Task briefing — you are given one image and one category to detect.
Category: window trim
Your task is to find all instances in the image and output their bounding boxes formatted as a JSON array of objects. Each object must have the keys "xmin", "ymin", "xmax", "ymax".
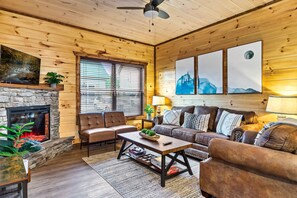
[{"xmin": 75, "ymin": 52, "xmax": 148, "ymax": 121}]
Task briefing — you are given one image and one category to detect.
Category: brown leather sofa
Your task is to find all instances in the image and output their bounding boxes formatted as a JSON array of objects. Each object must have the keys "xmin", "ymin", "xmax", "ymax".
[
  {"xmin": 103, "ymin": 111, "xmax": 137, "ymax": 137},
  {"xmin": 200, "ymin": 133, "xmax": 297, "ymax": 198},
  {"xmin": 153, "ymin": 106, "xmax": 261, "ymax": 160},
  {"xmin": 79, "ymin": 111, "xmax": 137, "ymax": 156}
]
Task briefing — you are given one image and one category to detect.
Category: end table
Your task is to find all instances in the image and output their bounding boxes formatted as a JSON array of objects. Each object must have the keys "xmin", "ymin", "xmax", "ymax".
[
  {"xmin": 141, "ymin": 119, "xmax": 155, "ymax": 129},
  {"xmin": 0, "ymin": 156, "xmax": 29, "ymax": 198}
]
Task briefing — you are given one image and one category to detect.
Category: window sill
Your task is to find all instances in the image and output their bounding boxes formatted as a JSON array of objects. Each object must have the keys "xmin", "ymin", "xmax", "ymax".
[{"xmin": 126, "ymin": 115, "xmax": 145, "ymax": 120}]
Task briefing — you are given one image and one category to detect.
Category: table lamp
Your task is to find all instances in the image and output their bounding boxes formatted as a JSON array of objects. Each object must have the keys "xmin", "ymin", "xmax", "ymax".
[
  {"xmin": 266, "ymin": 95, "xmax": 297, "ymax": 120},
  {"xmin": 152, "ymin": 96, "xmax": 165, "ymax": 116}
]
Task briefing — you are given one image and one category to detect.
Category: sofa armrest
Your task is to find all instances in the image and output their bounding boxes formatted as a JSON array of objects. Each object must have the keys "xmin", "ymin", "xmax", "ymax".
[
  {"xmin": 241, "ymin": 130, "xmax": 258, "ymax": 144},
  {"xmin": 153, "ymin": 115, "xmax": 163, "ymax": 125},
  {"xmin": 229, "ymin": 123, "xmax": 263, "ymax": 141},
  {"xmin": 208, "ymin": 138, "xmax": 297, "ymax": 182}
]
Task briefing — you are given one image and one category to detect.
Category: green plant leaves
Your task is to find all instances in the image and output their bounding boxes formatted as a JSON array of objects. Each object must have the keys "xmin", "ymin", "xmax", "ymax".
[{"xmin": 44, "ymin": 72, "xmax": 65, "ymax": 84}]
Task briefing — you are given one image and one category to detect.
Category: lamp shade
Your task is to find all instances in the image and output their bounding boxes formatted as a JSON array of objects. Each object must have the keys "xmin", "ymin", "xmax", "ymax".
[
  {"xmin": 152, "ymin": 96, "xmax": 165, "ymax": 106},
  {"xmin": 266, "ymin": 95, "xmax": 297, "ymax": 115}
]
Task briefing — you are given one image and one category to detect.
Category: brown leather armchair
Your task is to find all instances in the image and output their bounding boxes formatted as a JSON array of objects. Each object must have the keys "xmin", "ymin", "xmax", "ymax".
[
  {"xmin": 200, "ymin": 138, "xmax": 297, "ymax": 198},
  {"xmin": 79, "ymin": 113, "xmax": 116, "ymax": 157}
]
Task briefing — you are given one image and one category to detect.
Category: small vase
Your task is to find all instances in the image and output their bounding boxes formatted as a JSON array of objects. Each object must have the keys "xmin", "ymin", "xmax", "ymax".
[
  {"xmin": 146, "ymin": 114, "xmax": 152, "ymax": 120},
  {"xmin": 50, "ymin": 83, "xmax": 57, "ymax": 88}
]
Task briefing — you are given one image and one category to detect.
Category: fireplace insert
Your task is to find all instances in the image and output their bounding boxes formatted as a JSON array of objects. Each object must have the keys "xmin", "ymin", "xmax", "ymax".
[{"xmin": 6, "ymin": 105, "xmax": 50, "ymax": 142}]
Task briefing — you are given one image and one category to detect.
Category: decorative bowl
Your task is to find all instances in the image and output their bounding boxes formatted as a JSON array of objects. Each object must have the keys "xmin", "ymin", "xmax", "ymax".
[{"xmin": 139, "ymin": 132, "xmax": 160, "ymax": 141}]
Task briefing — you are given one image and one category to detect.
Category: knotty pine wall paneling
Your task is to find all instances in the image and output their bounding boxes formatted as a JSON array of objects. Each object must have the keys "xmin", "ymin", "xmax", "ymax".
[
  {"xmin": 0, "ymin": 10, "xmax": 155, "ymax": 138},
  {"xmin": 155, "ymin": 0, "xmax": 297, "ymax": 123}
]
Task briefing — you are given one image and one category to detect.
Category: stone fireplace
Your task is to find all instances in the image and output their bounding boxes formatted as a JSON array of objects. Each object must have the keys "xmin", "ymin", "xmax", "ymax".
[{"xmin": 0, "ymin": 86, "xmax": 73, "ymax": 168}]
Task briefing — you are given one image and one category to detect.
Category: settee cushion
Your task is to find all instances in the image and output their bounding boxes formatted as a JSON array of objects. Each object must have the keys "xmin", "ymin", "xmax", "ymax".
[
  {"xmin": 109, "ymin": 125, "xmax": 137, "ymax": 136},
  {"xmin": 154, "ymin": 125, "xmax": 180, "ymax": 136},
  {"xmin": 104, "ymin": 111, "xmax": 126, "ymax": 128},
  {"xmin": 81, "ymin": 128, "xmax": 115, "ymax": 143},
  {"xmin": 215, "ymin": 108, "xmax": 257, "ymax": 130},
  {"xmin": 171, "ymin": 106, "xmax": 195, "ymax": 125},
  {"xmin": 194, "ymin": 106, "xmax": 218, "ymax": 131},
  {"xmin": 255, "ymin": 124, "xmax": 297, "ymax": 154},
  {"xmin": 195, "ymin": 132, "xmax": 229, "ymax": 146},
  {"xmin": 172, "ymin": 128, "xmax": 204, "ymax": 142}
]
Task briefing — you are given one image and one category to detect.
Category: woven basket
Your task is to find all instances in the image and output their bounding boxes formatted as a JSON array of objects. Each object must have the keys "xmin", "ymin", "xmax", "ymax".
[{"xmin": 139, "ymin": 132, "xmax": 160, "ymax": 141}]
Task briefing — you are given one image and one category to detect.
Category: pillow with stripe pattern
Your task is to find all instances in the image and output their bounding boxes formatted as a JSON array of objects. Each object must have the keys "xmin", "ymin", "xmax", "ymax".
[
  {"xmin": 182, "ymin": 112, "xmax": 210, "ymax": 132},
  {"xmin": 162, "ymin": 109, "xmax": 181, "ymax": 126},
  {"xmin": 216, "ymin": 110, "xmax": 243, "ymax": 136}
]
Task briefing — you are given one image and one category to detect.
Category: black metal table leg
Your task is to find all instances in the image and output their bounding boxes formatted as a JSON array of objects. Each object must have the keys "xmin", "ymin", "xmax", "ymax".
[
  {"xmin": 22, "ymin": 181, "xmax": 28, "ymax": 198},
  {"xmin": 181, "ymin": 150, "xmax": 193, "ymax": 175},
  {"xmin": 117, "ymin": 140, "xmax": 127, "ymax": 159},
  {"xmin": 161, "ymin": 155, "xmax": 166, "ymax": 187}
]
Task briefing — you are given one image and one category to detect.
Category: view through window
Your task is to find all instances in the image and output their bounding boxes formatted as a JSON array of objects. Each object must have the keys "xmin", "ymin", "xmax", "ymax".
[{"xmin": 80, "ymin": 58, "xmax": 144, "ymax": 116}]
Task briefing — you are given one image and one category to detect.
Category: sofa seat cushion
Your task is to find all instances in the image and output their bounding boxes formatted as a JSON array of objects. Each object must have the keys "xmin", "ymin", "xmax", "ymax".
[
  {"xmin": 109, "ymin": 125, "xmax": 137, "ymax": 136},
  {"xmin": 154, "ymin": 125, "xmax": 181, "ymax": 136},
  {"xmin": 81, "ymin": 128, "xmax": 115, "ymax": 143},
  {"xmin": 172, "ymin": 128, "xmax": 204, "ymax": 143},
  {"xmin": 195, "ymin": 132, "xmax": 229, "ymax": 146}
]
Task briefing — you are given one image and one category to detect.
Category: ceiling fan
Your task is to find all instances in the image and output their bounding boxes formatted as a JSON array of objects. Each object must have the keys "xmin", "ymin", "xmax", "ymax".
[{"xmin": 117, "ymin": 0, "xmax": 170, "ymax": 19}]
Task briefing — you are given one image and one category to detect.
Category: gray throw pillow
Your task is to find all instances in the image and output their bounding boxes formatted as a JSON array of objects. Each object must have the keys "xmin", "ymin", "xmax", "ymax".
[{"xmin": 182, "ymin": 112, "xmax": 210, "ymax": 132}]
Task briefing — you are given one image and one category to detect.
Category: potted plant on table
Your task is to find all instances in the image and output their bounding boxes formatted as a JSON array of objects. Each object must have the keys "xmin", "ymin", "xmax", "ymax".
[
  {"xmin": 144, "ymin": 104, "xmax": 154, "ymax": 120},
  {"xmin": 44, "ymin": 72, "xmax": 65, "ymax": 88}
]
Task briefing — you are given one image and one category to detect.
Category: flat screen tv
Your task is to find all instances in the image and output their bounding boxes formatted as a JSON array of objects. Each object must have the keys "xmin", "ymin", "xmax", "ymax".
[{"xmin": 0, "ymin": 45, "xmax": 41, "ymax": 85}]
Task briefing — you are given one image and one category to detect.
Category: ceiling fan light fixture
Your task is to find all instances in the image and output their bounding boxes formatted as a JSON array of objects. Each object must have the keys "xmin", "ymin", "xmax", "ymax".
[{"xmin": 144, "ymin": 10, "xmax": 159, "ymax": 18}]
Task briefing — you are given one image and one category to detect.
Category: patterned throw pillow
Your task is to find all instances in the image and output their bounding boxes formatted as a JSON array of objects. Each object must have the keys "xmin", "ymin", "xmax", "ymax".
[
  {"xmin": 216, "ymin": 111, "xmax": 243, "ymax": 136},
  {"xmin": 182, "ymin": 112, "xmax": 210, "ymax": 132},
  {"xmin": 162, "ymin": 109, "xmax": 181, "ymax": 126}
]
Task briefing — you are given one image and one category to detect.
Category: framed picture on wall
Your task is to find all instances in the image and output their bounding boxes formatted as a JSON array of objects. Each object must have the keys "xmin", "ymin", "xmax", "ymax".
[
  {"xmin": 175, "ymin": 57, "xmax": 195, "ymax": 95},
  {"xmin": 197, "ymin": 50, "xmax": 223, "ymax": 94},
  {"xmin": 227, "ymin": 41, "xmax": 262, "ymax": 94}
]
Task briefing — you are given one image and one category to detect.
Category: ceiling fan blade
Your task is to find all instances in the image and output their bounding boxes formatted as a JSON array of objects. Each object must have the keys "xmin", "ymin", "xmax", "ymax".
[
  {"xmin": 151, "ymin": 0, "xmax": 165, "ymax": 7},
  {"xmin": 158, "ymin": 9, "xmax": 170, "ymax": 19},
  {"xmin": 117, "ymin": 7, "xmax": 144, "ymax": 10}
]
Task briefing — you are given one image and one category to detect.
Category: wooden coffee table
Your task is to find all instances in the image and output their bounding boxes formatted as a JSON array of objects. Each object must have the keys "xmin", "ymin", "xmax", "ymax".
[{"xmin": 117, "ymin": 132, "xmax": 193, "ymax": 187}]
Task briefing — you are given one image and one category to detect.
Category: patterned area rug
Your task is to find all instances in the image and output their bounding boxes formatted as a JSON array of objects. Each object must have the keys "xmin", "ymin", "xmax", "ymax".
[{"xmin": 83, "ymin": 151, "xmax": 204, "ymax": 198}]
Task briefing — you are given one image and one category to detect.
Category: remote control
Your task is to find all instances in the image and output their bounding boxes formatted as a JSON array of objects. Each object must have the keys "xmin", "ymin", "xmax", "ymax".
[{"xmin": 163, "ymin": 141, "xmax": 172, "ymax": 146}]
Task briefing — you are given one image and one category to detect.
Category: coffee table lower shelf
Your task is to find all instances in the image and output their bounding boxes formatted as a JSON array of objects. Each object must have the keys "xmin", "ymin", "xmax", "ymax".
[{"xmin": 117, "ymin": 139, "xmax": 193, "ymax": 187}]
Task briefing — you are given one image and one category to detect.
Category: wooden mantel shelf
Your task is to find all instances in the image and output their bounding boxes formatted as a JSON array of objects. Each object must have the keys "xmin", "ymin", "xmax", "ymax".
[{"xmin": 0, "ymin": 83, "xmax": 64, "ymax": 91}]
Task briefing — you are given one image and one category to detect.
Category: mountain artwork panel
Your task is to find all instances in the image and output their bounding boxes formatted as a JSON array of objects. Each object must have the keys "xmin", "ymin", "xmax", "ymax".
[
  {"xmin": 227, "ymin": 41, "xmax": 262, "ymax": 94},
  {"xmin": 175, "ymin": 57, "xmax": 195, "ymax": 95},
  {"xmin": 198, "ymin": 50, "xmax": 223, "ymax": 94}
]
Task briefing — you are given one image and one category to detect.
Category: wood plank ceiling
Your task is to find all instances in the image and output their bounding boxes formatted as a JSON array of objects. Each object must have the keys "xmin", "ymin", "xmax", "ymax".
[{"xmin": 0, "ymin": 0, "xmax": 275, "ymax": 45}]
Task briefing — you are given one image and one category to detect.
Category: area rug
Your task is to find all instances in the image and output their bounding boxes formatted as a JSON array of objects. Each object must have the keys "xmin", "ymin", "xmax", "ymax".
[{"xmin": 83, "ymin": 151, "xmax": 204, "ymax": 198}]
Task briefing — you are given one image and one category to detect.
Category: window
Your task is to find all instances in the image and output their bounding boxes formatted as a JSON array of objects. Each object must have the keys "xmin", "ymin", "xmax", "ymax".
[{"xmin": 80, "ymin": 58, "xmax": 144, "ymax": 116}]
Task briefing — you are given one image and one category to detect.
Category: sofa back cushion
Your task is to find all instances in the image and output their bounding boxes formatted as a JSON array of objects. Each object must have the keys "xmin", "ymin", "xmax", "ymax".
[
  {"xmin": 79, "ymin": 113, "xmax": 104, "ymax": 132},
  {"xmin": 171, "ymin": 106, "xmax": 195, "ymax": 125},
  {"xmin": 194, "ymin": 106, "xmax": 218, "ymax": 131},
  {"xmin": 255, "ymin": 124, "xmax": 297, "ymax": 154},
  {"xmin": 215, "ymin": 108, "xmax": 257, "ymax": 130},
  {"xmin": 103, "ymin": 111, "xmax": 126, "ymax": 128}
]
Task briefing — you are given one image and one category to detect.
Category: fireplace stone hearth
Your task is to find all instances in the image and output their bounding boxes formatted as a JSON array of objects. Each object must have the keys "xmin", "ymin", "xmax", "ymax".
[{"xmin": 0, "ymin": 87, "xmax": 73, "ymax": 168}]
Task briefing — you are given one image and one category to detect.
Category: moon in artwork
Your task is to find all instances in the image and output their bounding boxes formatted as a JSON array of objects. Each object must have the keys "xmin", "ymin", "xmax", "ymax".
[{"xmin": 244, "ymin": 50, "xmax": 254, "ymax": 60}]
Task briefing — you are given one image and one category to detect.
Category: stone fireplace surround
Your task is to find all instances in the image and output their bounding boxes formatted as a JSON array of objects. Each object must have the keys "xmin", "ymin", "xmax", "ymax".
[{"xmin": 0, "ymin": 87, "xmax": 73, "ymax": 169}]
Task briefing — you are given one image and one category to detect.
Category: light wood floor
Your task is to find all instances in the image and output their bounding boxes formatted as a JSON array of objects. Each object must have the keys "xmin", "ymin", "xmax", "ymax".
[{"xmin": 29, "ymin": 142, "xmax": 122, "ymax": 198}]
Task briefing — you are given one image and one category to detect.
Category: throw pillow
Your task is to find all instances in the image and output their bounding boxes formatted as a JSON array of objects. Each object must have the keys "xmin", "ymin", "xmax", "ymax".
[
  {"xmin": 162, "ymin": 109, "xmax": 181, "ymax": 126},
  {"xmin": 216, "ymin": 110, "xmax": 243, "ymax": 136},
  {"xmin": 182, "ymin": 112, "xmax": 210, "ymax": 132}
]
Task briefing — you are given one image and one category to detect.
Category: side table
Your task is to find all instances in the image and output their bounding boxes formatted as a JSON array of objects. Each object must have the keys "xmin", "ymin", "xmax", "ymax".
[
  {"xmin": 141, "ymin": 119, "xmax": 155, "ymax": 129},
  {"xmin": 0, "ymin": 156, "xmax": 29, "ymax": 198}
]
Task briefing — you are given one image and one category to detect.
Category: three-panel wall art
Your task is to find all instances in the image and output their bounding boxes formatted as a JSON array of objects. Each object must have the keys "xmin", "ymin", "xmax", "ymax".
[{"xmin": 175, "ymin": 41, "xmax": 262, "ymax": 95}]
